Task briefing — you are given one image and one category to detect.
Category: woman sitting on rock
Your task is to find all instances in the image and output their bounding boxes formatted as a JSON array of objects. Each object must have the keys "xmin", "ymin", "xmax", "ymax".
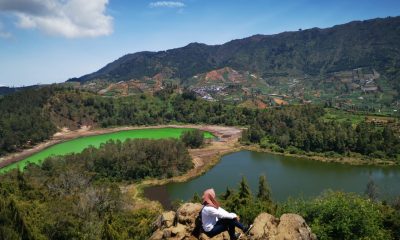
[{"xmin": 201, "ymin": 188, "xmax": 252, "ymax": 240}]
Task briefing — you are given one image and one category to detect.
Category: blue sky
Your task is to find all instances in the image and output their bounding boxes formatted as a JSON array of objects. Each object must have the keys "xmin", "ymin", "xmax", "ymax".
[{"xmin": 0, "ymin": 0, "xmax": 399, "ymax": 87}]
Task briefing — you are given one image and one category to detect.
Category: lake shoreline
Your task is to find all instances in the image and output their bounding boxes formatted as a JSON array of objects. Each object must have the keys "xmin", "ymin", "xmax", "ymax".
[
  {"xmin": 136, "ymin": 126, "xmax": 243, "ymax": 188},
  {"xmin": 2, "ymin": 123, "xmax": 396, "ymax": 171},
  {"xmin": 1, "ymin": 123, "xmax": 397, "ymax": 209},
  {"xmin": 137, "ymin": 141, "xmax": 397, "ymax": 208},
  {"xmin": 243, "ymin": 145, "xmax": 398, "ymax": 166},
  {"xmin": 139, "ymin": 142, "xmax": 397, "ymax": 196},
  {"xmin": 0, "ymin": 124, "xmax": 239, "ymax": 171},
  {"xmin": 142, "ymin": 150, "xmax": 400, "ymax": 209}
]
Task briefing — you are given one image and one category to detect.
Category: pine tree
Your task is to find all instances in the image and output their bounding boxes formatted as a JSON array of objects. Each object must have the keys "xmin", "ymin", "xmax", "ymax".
[
  {"xmin": 9, "ymin": 198, "xmax": 34, "ymax": 240},
  {"xmin": 16, "ymin": 170, "xmax": 31, "ymax": 193},
  {"xmin": 365, "ymin": 178, "xmax": 379, "ymax": 201},
  {"xmin": 257, "ymin": 175, "xmax": 272, "ymax": 202},
  {"xmin": 238, "ymin": 176, "xmax": 252, "ymax": 200},
  {"xmin": 222, "ymin": 187, "xmax": 232, "ymax": 200}
]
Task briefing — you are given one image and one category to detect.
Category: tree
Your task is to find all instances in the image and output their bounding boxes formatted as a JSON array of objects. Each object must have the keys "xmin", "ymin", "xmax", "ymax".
[
  {"xmin": 191, "ymin": 192, "xmax": 201, "ymax": 203},
  {"xmin": 248, "ymin": 125, "xmax": 264, "ymax": 143},
  {"xmin": 101, "ymin": 214, "xmax": 120, "ymax": 240},
  {"xmin": 365, "ymin": 177, "xmax": 379, "ymax": 201},
  {"xmin": 8, "ymin": 198, "xmax": 35, "ymax": 240},
  {"xmin": 16, "ymin": 171, "xmax": 30, "ymax": 192},
  {"xmin": 393, "ymin": 196, "xmax": 400, "ymax": 211},
  {"xmin": 257, "ymin": 175, "xmax": 272, "ymax": 202},
  {"xmin": 180, "ymin": 129, "xmax": 205, "ymax": 148},
  {"xmin": 238, "ymin": 176, "xmax": 252, "ymax": 201},
  {"xmin": 222, "ymin": 187, "xmax": 233, "ymax": 200},
  {"xmin": 280, "ymin": 191, "xmax": 392, "ymax": 239}
]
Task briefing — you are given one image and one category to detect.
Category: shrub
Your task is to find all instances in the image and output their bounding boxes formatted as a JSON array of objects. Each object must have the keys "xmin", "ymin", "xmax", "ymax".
[
  {"xmin": 220, "ymin": 176, "xmax": 276, "ymax": 225},
  {"xmin": 259, "ymin": 137, "xmax": 270, "ymax": 149},
  {"xmin": 286, "ymin": 146, "xmax": 301, "ymax": 154},
  {"xmin": 279, "ymin": 191, "xmax": 392, "ymax": 240},
  {"xmin": 371, "ymin": 150, "xmax": 386, "ymax": 159},
  {"xmin": 180, "ymin": 129, "xmax": 205, "ymax": 148}
]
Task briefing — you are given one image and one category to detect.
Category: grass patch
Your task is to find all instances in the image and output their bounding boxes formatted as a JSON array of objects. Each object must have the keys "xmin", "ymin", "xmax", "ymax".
[{"xmin": 0, "ymin": 128, "xmax": 214, "ymax": 174}]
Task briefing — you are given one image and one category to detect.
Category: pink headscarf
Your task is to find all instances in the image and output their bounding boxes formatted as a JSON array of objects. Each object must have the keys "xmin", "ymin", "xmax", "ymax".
[{"xmin": 202, "ymin": 188, "xmax": 220, "ymax": 208}]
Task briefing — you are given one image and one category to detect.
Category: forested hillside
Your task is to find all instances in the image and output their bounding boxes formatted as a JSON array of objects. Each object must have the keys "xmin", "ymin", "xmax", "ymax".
[
  {"xmin": 75, "ymin": 16, "xmax": 400, "ymax": 87},
  {"xmin": 0, "ymin": 83, "xmax": 399, "ymax": 240},
  {"xmin": 1, "ymin": 86, "xmax": 399, "ymax": 163},
  {"xmin": 0, "ymin": 138, "xmax": 191, "ymax": 239},
  {"xmin": 0, "ymin": 88, "xmax": 57, "ymax": 156},
  {"xmin": 2, "ymin": 2, "xmax": 400, "ymax": 239},
  {"xmin": 241, "ymin": 105, "xmax": 400, "ymax": 160}
]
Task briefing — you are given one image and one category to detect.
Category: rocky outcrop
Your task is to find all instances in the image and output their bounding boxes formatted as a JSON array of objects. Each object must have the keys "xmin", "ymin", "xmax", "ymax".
[
  {"xmin": 248, "ymin": 213, "xmax": 316, "ymax": 240},
  {"xmin": 149, "ymin": 203, "xmax": 317, "ymax": 240}
]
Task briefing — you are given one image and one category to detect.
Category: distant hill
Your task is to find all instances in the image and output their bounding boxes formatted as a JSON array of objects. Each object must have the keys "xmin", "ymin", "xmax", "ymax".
[
  {"xmin": 73, "ymin": 16, "xmax": 400, "ymax": 85},
  {"xmin": 0, "ymin": 87, "xmax": 16, "ymax": 95},
  {"xmin": 70, "ymin": 16, "xmax": 400, "ymax": 113},
  {"xmin": 0, "ymin": 85, "xmax": 41, "ymax": 96}
]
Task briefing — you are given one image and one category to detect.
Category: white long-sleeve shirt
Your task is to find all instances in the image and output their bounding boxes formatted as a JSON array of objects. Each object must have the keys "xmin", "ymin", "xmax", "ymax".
[{"xmin": 201, "ymin": 206, "xmax": 237, "ymax": 232}]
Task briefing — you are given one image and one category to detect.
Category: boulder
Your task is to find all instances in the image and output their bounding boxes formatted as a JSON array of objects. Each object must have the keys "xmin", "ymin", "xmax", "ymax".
[
  {"xmin": 199, "ymin": 232, "xmax": 229, "ymax": 240},
  {"xmin": 275, "ymin": 214, "xmax": 317, "ymax": 240},
  {"xmin": 150, "ymin": 203, "xmax": 316, "ymax": 240},
  {"xmin": 176, "ymin": 203, "xmax": 203, "ymax": 232},
  {"xmin": 249, "ymin": 213, "xmax": 278, "ymax": 239},
  {"xmin": 248, "ymin": 213, "xmax": 317, "ymax": 240},
  {"xmin": 153, "ymin": 211, "xmax": 176, "ymax": 229}
]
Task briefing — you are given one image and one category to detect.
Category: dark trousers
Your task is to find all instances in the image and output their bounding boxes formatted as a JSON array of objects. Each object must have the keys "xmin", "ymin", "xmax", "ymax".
[{"xmin": 205, "ymin": 218, "xmax": 245, "ymax": 239}]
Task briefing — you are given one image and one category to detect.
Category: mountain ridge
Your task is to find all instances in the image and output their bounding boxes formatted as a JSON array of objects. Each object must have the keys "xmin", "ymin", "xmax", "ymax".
[{"xmin": 73, "ymin": 16, "xmax": 400, "ymax": 85}]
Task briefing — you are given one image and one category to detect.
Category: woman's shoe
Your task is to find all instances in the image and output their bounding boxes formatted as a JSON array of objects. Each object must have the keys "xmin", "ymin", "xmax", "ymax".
[
  {"xmin": 244, "ymin": 224, "xmax": 253, "ymax": 235},
  {"xmin": 234, "ymin": 232, "xmax": 242, "ymax": 239}
]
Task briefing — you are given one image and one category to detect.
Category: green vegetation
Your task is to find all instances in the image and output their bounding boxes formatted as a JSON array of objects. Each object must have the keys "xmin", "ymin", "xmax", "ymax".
[
  {"xmin": 1, "ymin": 86, "xmax": 399, "ymax": 239},
  {"xmin": 0, "ymin": 128, "xmax": 213, "ymax": 174},
  {"xmin": 322, "ymin": 108, "xmax": 396, "ymax": 125},
  {"xmin": 0, "ymin": 87, "xmax": 57, "ymax": 156},
  {"xmin": 180, "ymin": 129, "xmax": 206, "ymax": 148},
  {"xmin": 1, "ymin": 86, "xmax": 399, "ymax": 173},
  {"xmin": 0, "ymin": 138, "xmax": 192, "ymax": 240},
  {"xmin": 279, "ymin": 191, "xmax": 400, "ymax": 240},
  {"xmin": 241, "ymin": 105, "xmax": 400, "ymax": 162},
  {"xmin": 0, "ymin": 85, "xmax": 252, "ymax": 156},
  {"xmin": 322, "ymin": 108, "xmax": 369, "ymax": 124},
  {"xmin": 1, "ymin": 15, "xmax": 400, "ymax": 240},
  {"xmin": 73, "ymin": 17, "xmax": 400, "ymax": 112},
  {"xmin": 194, "ymin": 177, "xmax": 400, "ymax": 240},
  {"xmin": 218, "ymin": 176, "xmax": 276, "ymax": 225},
  {"xmin": 77, "ymin": 138, "xmax": 192, "ymax": 181},
  {"xmin": 0, "ymin": 88, "xmax": 400, "ymax": 239},
  {"xmin": 75, "ymin": 17, "xmax": 400, "ymax": 88}
]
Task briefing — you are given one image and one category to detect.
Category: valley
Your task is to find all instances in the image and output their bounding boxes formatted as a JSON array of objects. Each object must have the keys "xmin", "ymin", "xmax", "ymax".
[{"xmin": 1, "ymin": 14, "xmax": 400, "ymax": 240}]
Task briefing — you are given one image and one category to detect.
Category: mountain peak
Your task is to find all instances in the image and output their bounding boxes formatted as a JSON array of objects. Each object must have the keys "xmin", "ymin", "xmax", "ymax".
[{"xmin": 72, "ymin": 16, "xmax": 400, "ymax": 86}]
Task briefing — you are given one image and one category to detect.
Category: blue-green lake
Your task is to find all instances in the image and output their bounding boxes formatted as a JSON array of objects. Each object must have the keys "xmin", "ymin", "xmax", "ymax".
[{"xmin": 144, "ymin": 150, "xmax": 400, "ymax": 208}]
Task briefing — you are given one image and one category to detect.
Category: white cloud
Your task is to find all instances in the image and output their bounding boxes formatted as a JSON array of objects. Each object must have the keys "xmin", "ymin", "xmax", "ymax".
[
  {"xmin": 149, "ymin": 1, "xmax": 185, "ymax": 8},
  {"xmin": 0, "ymin": 0, "xmax": 113, "ymax": 38}
]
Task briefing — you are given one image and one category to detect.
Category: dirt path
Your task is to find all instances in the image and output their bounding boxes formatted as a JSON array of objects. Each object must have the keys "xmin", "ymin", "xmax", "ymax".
[{"xmin": 0, "ymin": 124, "xmax": 242, "ymax": 170}]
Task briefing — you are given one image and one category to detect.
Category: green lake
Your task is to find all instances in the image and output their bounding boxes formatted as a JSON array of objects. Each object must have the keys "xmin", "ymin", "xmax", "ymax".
[
  {"xmin": 0, "ymin": 128, "xmax": 214, "ymax": 174},
  {"xmin": 144, "ymin": 150, "xmax": 400, "ymax": 208}
]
